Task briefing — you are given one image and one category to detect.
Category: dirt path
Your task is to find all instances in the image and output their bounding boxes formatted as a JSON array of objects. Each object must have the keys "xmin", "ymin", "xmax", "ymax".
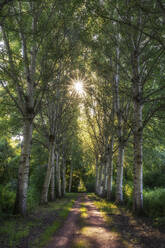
[
  {"xmin": 72, "ymin": 195, "xmax": 124, "ymax": 248},
  {"xmin": 45, "ymin": 195, "xmax": 82, "ymax": 248},
  {"xmin": 45, "ymin": 194, "xmax": 165, "ymax": 248},
  {"xmin": 45, "ymin": 194, "xmax": 124, "ymax": 248}
]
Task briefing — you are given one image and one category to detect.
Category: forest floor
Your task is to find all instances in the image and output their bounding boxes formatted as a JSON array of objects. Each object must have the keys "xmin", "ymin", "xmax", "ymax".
[
  {"xmin": 0, "ymin": 193, "xmax": 165, "ymax": 248},
  {"xmin": 45, "ymin": 193, "xmax": 165, "ymax": 248},
  {"xmin": 0, "ymin": 193, "xmax": 79, "ymax": 248}
]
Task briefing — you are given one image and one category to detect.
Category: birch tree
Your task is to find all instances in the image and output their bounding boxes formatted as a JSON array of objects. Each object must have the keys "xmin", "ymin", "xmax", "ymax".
[{"xmin": 0, "ymin": 1, "xmax": 57, "ymax": 215}]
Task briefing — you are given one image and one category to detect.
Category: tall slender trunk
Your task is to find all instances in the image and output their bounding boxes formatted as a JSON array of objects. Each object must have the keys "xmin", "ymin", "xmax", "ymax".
[
  {"xmin": 14, "ymin": 118, "xmax": 33, "ymax": 216},
  {"xmin": 114, "ymin": 42, "xmax": 124, "ymax": 203},
  {"xmin": 103, "ymin": 157, "xmax": 108, "ymax": 196},
  {"xmin": 61, "ymin": 157, "xmax": 66, "ymax": 196},
  {"xmin": 95, "ymin": 157, "xmax": 99, "ymax": 194},
  {"xmin": 132, "ymin": 50, "xmax": 143, "ymax": 212},
  {"xmin": 98, "ymin": 164, "xmax": 103, "ymax": 196},
  {"xmin": 133, "ymin": 125, "xmax": 143, "ymax": 212},
  {"xmin": 107, "ymin": 137, "xmax": 114, "ymax": 200},
  {"xmin": 116, "ymin": 145, "xmax": 124, "ymax": 202},
  {"xmin": 41, "ymin": 137, "xmax": 55, "ymax": 204},
  {"xmin": 56, "ymin": 151, "xmax": 61, "ymax": 198},
  {"xmin": 50, "ymin": 165, "xmax": 55, "ymax": 201},
  {"xmin": 69, "ymin": 164, "xmax": 73, "ymax": 193}
]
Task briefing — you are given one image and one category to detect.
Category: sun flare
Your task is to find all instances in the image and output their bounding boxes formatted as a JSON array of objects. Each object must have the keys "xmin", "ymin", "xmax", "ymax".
[{"xmin": 74, "ymin": 80, "xmax": 84, "ymax": 95}]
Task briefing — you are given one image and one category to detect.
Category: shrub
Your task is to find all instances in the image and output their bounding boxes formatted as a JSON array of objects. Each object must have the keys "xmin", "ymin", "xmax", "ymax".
[
  {"xmin": 123, "ymin": 181, "xmax": 133, "ymax": 209},
  {"xmin": 143, "ymin": 188, "xmax": 165, "ymax": 217},
  {"xmin": 0, "ymin": 183, "xmax": 16, "ymax": 213}
]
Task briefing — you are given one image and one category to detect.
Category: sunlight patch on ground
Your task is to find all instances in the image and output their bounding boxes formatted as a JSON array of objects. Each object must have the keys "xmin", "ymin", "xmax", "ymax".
[
  {"xmin": 81, "ymin": 226, "xmax": 118, "ymax": 239},
  {"xmin": 80, "ymin": 206, "xmax": 88, "ymax": 219},
  {"xmin": 72, "ymin": 238, "xmax": 91, "ymax": 248}
]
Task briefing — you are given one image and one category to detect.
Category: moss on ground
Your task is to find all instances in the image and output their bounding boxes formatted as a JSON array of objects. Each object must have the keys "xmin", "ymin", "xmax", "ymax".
[{"xmin": 0, "ymin": 193, "xmax": 79, "ymax": 248}]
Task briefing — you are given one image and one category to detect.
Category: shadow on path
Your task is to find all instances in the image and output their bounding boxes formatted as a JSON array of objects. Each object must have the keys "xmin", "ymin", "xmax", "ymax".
[{"xmin": 45, "ymin": 194, "xmax": 165, "ymax": 248}]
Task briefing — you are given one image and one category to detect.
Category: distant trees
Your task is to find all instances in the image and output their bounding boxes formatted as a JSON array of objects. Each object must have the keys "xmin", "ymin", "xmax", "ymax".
[{"xmin": 83, "ymin": 0, "xmax": 165, "ymax": 214}]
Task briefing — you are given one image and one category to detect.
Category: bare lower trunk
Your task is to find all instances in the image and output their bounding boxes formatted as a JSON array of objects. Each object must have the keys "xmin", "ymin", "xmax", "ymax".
[
  {"xmin": 133, "ymin": 95, "xmax": 143, "ymax": 212},
  {"xmin": 56, "ymin": 151, "xmax": 61, "ymax": 198},
  {"xmin": 61, "ymin": 157, "xmax": 66, "ymax": 196},
  {"xmin": 107, "ymin": 138, "xmax": 114, "ymax": 200},
  {"xmin": 132, "ymin": 47, "xmax": 143, "ymax": 213},
  {"xmin": 116, "ymin": 145, "xmax": 124, "ymax": 203},
  {"xmin": 50, "ymin": 165, "xmax": 55, "ymax": 201},
  {"xmin": 95, "ymin": 158, "xmax": 99, "ymax": 194},
  {"xmin": 103, "ymin": 159, "xmax": 108, "ymax": 196},
  {"xmin": 41, "ymin": 138, "xmax": 55, "ymax": 204},
  {"xmin": 69, "ymin": 164, "xmax": 73, "ymax": 193},
  {"xmin": 98, "ymin": 164, "xmax": 103, "ymax": 196},
  {"xmin": 14, "ymin": 118, "xmax": 33, "ymax": 216}
]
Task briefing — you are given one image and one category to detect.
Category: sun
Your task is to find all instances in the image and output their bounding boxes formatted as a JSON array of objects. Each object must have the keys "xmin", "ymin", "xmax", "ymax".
[
  {"xmin": 74, "ymin": 80, "xmax": 84, "ymax": 95},
  {"xmin": 70, "ymin": 78, "xmax": 86, "ymax": 97},
  {"xmin": 69, "ymin": 74, "xmax": 86, "ymax": 97}
]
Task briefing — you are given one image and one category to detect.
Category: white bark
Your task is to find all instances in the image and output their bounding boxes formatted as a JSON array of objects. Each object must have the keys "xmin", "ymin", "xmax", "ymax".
[
  {"xmin": 69, "ymin": 164, "xmax": 73, "ymax": 193},
  {"xmin": 103, "ymin": 157, "xmax": 108, "ymax": 196},
  {"xmin": 61, "ymin": 157, "xmax": 66, "ymax": 196},
  {"xmin": 132, "ymin": 50, "xmax": 143, "ymax": 212},
  {"xmin": 15, "ymin": 118, "xmax": 33, "ymax": 216},
  {"xmin": 41, "ymin": 138, "xmax": 55, "ymax": 204},
  {"xmin": 50, "ymin": 165, "xmax": 55, "ymax": 201},
  {"xmin": 98, "ymin": 164, "xmax": 103, "ymax": 196},
  {"xmin": 116, "ymin": 146, "xmax": 124, "ymax": 202},
  {"xmin": 95, "ymin": 157, "xmax": 99, "ymax": 193},
  {"xmin": 107, "ymin": 137, "xmax": 114, "ymax": 200},
  {"xmin": 56, "ymin": 151, "xmax": 61, "ymax": 197},
  {"xmin": 114, "ymin": 42, "xmax": 124, "ymax": 203}
]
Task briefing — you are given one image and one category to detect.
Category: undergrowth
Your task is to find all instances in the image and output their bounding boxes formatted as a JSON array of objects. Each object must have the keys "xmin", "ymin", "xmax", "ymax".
[{"xmin": 0, "ymin": 193, "xmax": 78, "ymax": 248}]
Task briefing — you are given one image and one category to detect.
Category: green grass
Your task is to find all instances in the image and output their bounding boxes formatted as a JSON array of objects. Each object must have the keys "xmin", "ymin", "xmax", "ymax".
[
  {"xmin": 32, "ymin": 194, "xmax": 78, "ymax": 248},
  {"xmin": 33, "ymin": 221, "xmax": 61, "ymax": 248},
  {"xmin": 72, "ymin": 239, "xmax": 91, "ymax": 248},
  {"xmin": 88, "ymin": 194, "xmax": 136, "ymax": 248},
  {"xmin": 0, "ymin": 221, "xmax": 30, "ymax": 248},
  {"xmin": 0, "ymin": 193, "xmax": 79, "ymax": 248},
  {"xmin": 88, "ymin": 193, "xmax": 120, "ymax": 216}
]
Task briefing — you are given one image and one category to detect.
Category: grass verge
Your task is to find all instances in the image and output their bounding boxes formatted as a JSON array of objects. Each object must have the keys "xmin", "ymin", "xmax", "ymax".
[{"xmin": 0, "ymin": 193, "xmax": 79, "ymax": 248}]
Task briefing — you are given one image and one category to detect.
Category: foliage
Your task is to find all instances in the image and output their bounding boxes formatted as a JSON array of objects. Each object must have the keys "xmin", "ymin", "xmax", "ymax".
[
  {"xmin": 0, "ymin": 183, "xmax": 16, "ymax": 214},
  {"xmin": 143, "ymin": 188, "xmax": 165, "ymax": 218}
]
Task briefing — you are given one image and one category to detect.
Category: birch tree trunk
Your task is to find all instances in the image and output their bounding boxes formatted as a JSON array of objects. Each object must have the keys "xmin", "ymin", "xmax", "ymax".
[
  {"xmin": 132, "ymin": 50, "xmax": 143, "ymax": 213},
  {"xmin": 50, "ymin": 165, "xmax": 55, "ymax": 201},
  {"xmin": 61, "ymin": 157, "xmax": 66, "ymax": 196},
  {"xmin": 98, "ymin": 164, "xmax": 103, "ymax": 196},
  {"xmin": 41, "ymin": 138, "xmax": 55, "ymax": 204},
  {"xmin": 14, "ymin": 118, "xmax": 33, "ymax": 215},
  {"xmin": 56, "ymin": 151, "xmax": 62, "ymax": 198},
  {"xmin": 116, "ymin": 146, "xmax": 124, "ymax": 202},
  {"xmin": 103, "ymin": 157, "xmax": 108, "ymax": 196},
  {"xmin": 114, "ymin": 44, "xmax": 124, "ymax": 203},
  {"xmin": 107, "ymin": 137, "xmax": 114, "ymax": 200},
  {"xmin": 69, "ymin": 164, "xmax": 73, "ymax": 193},
  {"xmin": 95, "ymin": 157, "xmax": 99, "ymax": 194}
]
